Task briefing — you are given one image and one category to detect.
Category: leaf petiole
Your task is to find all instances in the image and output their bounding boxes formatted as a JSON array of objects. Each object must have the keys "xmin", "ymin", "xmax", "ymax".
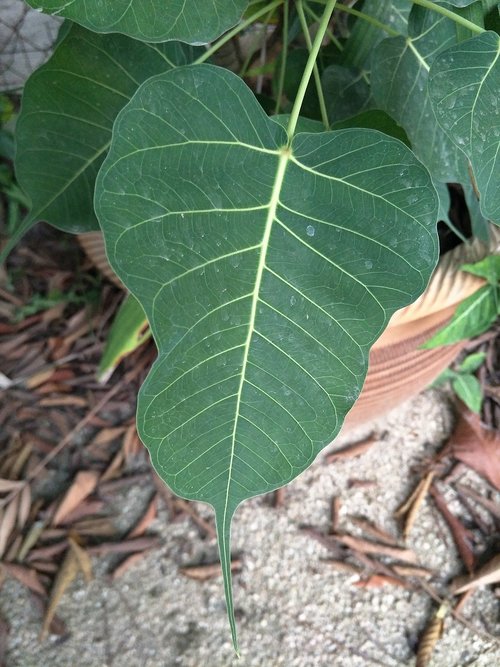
[
  {"xmin": 287, "ymin": 0, "xmax": 337, "ymax": 140},
  {"xmin": 194, "ymin": 0, "xmax": 284, "ymax": 66}
]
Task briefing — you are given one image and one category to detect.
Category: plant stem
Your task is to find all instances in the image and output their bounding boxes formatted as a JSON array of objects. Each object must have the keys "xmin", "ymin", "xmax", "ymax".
[
  {"xmin": 287, "ymin": 0, "xmax": 337, "ymax": 140},
  {"xmin": 335, "ymin": 3, "xmax": 399, "ymax": 38},
  {"xmin": 195, "ymin": 0, "xmax": 283, "ymax": 65},
  {"xmin": 274, "ymin": 2, "xmax": 289, "ymax": 114},
  {"xmin": 411, "ymin": 0, "xmax": 485, "ymax": 35},
  {"xmin": 303, "ymin": 2, "xmax": 343, "ymax": 52},
  {"xmin": 296, "ymin": 0, "xmax": 329, "ymax": 129}
]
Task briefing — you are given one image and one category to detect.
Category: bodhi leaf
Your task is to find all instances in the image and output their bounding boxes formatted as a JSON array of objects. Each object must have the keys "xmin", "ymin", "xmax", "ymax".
[
  {"xmin": 429, "ymin": 31, "xmax": 500, "ymax": 223},
  {"xmin": 12, "ymin": 25, "xmax": 198, "ymax": 242},
  {"xmin": 26, "ymin": 0, "xmax": 248, "ymax": 45},
  {"xmin": 95, "ymin": 64, "xmax": 439, "ymax": 647},
  {"xmin": 371, "ymin": 6, "xmax": 469, "ymax": 184}
]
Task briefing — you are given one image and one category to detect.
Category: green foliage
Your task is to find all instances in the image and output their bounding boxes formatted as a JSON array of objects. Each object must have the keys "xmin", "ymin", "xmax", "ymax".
[
  {"xmin": 5, "ymin": 0, "xmax": 500, "ymax": 651},
  {"xmin": 433, "ymin": 351, "xmax": 486, "ymax": 413},
  {"xmin": 26, "ymin": 0, "xmax": 249, "ymax": 44},
  {"xmin": 423, "ymin": 255, "xmax": 500, "ymax": 348}
]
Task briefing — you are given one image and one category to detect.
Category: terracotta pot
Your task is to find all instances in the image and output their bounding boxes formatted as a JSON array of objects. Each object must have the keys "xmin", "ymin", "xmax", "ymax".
[{"xmin": 78, "ymin": 227, "xmax": 500, "ymax": 427}]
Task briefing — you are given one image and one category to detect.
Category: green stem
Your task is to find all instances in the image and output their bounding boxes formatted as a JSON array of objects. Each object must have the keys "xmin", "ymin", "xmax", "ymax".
[
  {"xmin": 296, "ymin": 0, "xmax": 329, "ymax": 130},
  {"xmin": 287, "ymin": 0, "xmax": 337, "ymax": 140},
  {"xmin": 410, "ymin": 0, "xmax": 485, "ymax": 35},
  {"xmin": 335, "ymin": 3, "xmax": 399, "ymax": 38},
  {"xmin": 274, "ymin": 2, "xmax": 289, "ymax": 114},
  {"xmin": 195, "ymin": 0, "xmax": 283, "ymax": 65},
  {"xmin": 303, "ymin": 1, "xmax": 343, "ymax": 52}
]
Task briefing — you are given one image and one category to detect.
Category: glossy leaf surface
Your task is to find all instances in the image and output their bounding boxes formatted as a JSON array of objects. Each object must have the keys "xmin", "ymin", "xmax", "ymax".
[
  {"xmin": 26, "ymin": 0, "xmax": 247, "ymax": 44},
  {"xmin": 15, "ymin": 25, "xmax": 197, "ymax": 234},
  {"xmin": 429, "ymin": 31, "xmax": 500, "ymax": 222},
  {"xmin": 95, "ymin": 64, "xmax": 439, "ymax": 645},
  {"xmin": 371, "ymin": 7, "xmax": 468, "ymax": 183}
]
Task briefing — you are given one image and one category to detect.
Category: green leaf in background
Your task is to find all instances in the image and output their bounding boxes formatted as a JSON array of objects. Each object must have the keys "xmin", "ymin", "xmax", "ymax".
[
  {"xmin": 26, "ymin": 0, "xmax": 248, "ymax": 45},
  {"xmin": 14, "ymin": 25, "xmax": 198, "ymax": 238},
  {"xmin": 429, "ymin": 31, "xmax": 500, "ymax": 223},
  {"xmin": 458, "ymin": 350, "xmax": 486, "ymax": 373},
  {"xmin": 331, "ymin": 110, "xmax": 410, "ymax": 146},
  {"xmin": 423, "ymin": 283, "xmax": 498, "ymax": 347},
  {"xmin": 98, "ymin": 293, "xmax": 150, "ymax": 383},
  {"xmin": 371, "ymin": 6, "xmax": 469, "ymax": 183},
  {"xmin": 452, "ymin": 373, "xmax": 483, "ymax": 412},
  {"xmin": 322, "ymin": 65, "xmax": 373, "ymax": 123},
  {"xmin": 463, "ymin": 182, "xmax": 491, "ymax": 242},
  {"xmin": 95, "ymin": 63, "xmax": 439, "ymax": 646},
  {"xmin": 462, "ymin": 254, "xmax": 500, "ymax": 284}
]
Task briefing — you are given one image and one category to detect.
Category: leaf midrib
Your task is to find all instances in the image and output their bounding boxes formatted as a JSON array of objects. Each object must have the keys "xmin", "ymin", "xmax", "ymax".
[{"xmin": 221, "ymin": 147, "xmax": 290, "ymax": 520}]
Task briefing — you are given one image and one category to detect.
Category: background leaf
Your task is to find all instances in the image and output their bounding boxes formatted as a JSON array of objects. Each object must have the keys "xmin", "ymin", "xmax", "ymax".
[
  {"xmin": 14, "ymin": 25, "xmax": 198, "ymax": 235},
  {"xmin": 462, "ymin": 255, "xmax": 500, "ymax": 284},
  {"xmin": 322, "ymin": 64, "xmax": 373, "ymax": 123},
  {"xmin": 95, "ymin": 64, "xmax": 439, "ymax": 644},
  {"xmin": 458, "ymin": 351, "xmax": 486, "ymax": 373},
  {"xmin": 371, "ymin": 6, "xmax": 469, "ymax": 183},
  {"xmin": 452, "ymin": 373, "xmax": 483, "ymax": 412},
  {"xmin": 423, "ymin": 284, "xmax": 498, "ymax": 347},
  {"xmin": 26, "ymin": 0, "xmax": 248, "ymax": 45},
  {"xmin": 429, "ymin": 31, "xmax": 500, "ymax": 223}
]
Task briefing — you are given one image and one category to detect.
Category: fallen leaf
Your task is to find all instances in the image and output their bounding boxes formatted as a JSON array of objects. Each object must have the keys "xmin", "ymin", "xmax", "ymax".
[
  {"xmin": 0, "ymin": 497, "xmax": 19, "ymax": 558},
  {"xmin": 392, "ymin": 565, "xmax": 434, "ymax": 579},
  {"xmin": 87, "ymin": 536, "xmax": 160, "ymax": 556},
  {"xmin": 128, "ymin": 495, "xmax": 157, "ymax": 538},
  {"xmin": 0, "ymin": 480, "xmax": 23, "ymax": 493},
  {"xmin": 52, "ymin": 470, "xmax": 99, "ymax": 526},
  {"xmin": 452, "ymin": 554, "xmax": 500, "ymax": 594},
  {"xmin": 354, "ymin": 574, "xmax": 412, "ymax": 589},
  {"xmin": 395, "ymin": 471, "xmax": 436, "ymax": 540},
  {"xmin": 17, "ymin": 485, "xmax": 31, "ymax": 530},
  {"xmin": 430, "ymin": 486, "xmax": 475, "ymax": 572},
  {"xmin": 40, "ymin": 549, "xmax": 79, "ymax": 640},
  {"xmin": 349, "ymin": 516, "xmax": 399, "ymax": 546},
  {"xmin": 330, "ymin": 497, "xmax": 341, "ymax": 534},
  {"xmin": 332, "ymin": 534, "xmax": 418, "ymax": 564},
  {"xmin": 1, "ymin": 563, "xmax": 46, "ymax": 596},
  {"xmin": 68, "ymin": 537, "xmax": 92, "ymax": 583},
  {"xmin": 325, "ymin": 433, "xmax": 378, "ymax": 463},
  {"xmin": 322, "ymin": 560, "xmax": 362, "ymax": 575},
  {"xmin": 180, "ymin": 560, "xmax": 242, "ymax": 581},
  {"xmin": 416, "ymin": 603, "xmax": 448, "ymax": 667},
  {"xmin": 449, "ymin": 408, "xmax": 500, "ymax": 490},
  {"xmin": 110, "ymin": 552, "xmax": 151, "ymax": 580}
]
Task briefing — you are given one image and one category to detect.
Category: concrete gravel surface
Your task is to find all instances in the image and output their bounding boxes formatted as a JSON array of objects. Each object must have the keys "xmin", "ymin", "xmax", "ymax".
[{"xmin": 2, "ymin": 389, "xmax": 500, "ymax": 666}]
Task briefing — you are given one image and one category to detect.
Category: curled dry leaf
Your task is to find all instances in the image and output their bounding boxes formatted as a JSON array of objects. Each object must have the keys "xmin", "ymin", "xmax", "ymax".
[
  {"xmin": 325, "ymin": 433, "xmax": 378, "ymax": 463},
  {"xmin": 449, "ymin": 408, "xmax": 500, "ymax": 490},
  {"xmin": 354, "ymin": 574, "xmax": 413, "ymax": 590},
  {"xmin": 68, "ymin": 537, "xmax": 92, "ymax": 583},
  {"xmin": 128, "ymin": 494, "xmax": 157, "ymax": 538},
  {"xmin": 395, "ymin": 471, "xmax": 436, "ymax": 540},
  {"xmin": 332, "ymin": 534, "xmax": 418, "ymax": 564},
  {"xmin": 430, "ymin": 486, "xmax": 475, "ymax": 573},
  {"xmin": 452, "ymin": 554, "xmax": 500, "ymax": 595},
  {"xmin": 0, "ymin": 497, "xmax": 19, "ymax": 558},
  {"xmin": 40, "ymin": 549, "xmax": 80, "ymax": 641},
  {"xmin": 1, "ymin": 563, "xmax": 46, "ymax": 596},
  {"xmin": 416, "ymin": 603, "xmax": 449, "ymax": 667},
  {"xmin": 52, "ymin": 470, "xmax": 99, "ymax": 526}
]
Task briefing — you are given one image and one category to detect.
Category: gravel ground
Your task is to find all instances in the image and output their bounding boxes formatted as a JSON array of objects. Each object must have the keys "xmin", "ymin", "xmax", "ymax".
[{"xmin": 2, "ymin": 389, "xmax": 500, "ymax": 667}]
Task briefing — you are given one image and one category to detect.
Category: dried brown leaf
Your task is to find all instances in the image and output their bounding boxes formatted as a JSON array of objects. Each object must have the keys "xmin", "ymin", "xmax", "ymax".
[
  {"xmin": 452, "ymin": 554, "xmax": 500, "ymax": 594},
  {"xmin": 416, "ymin": 603, "xmax": 448, "ymax": 667},
  {"xmin": 38, "ymin": 396, "xmax": 87, "ymax": 407},
  {"xmin": 68, "ymin": 537, "xmax": 92, "ymax": 583},
  {"xmin": 449, "ymin": 409, "xmax": 500, "ymax": 490},
  {"xmin": 174, "ymin": 499, "xmax": 216, "ymax": 538},
  {"xmin": 99, "ymin": 449, "xmax": 125, "ymax": 483},
  {"xmin": 52, "ymin": 470, "xmax": 99, "ymax": 526},
  {"xmin": 0, "ymin": 480, "xmax": 23, "ymax": 493},
  {"xmin": 180, "ymin": 560, "xmax": 242, "ymax": 581},
  {"xmin": 40, "ymin": 549, "xmax": 79, "ymax": 640},
  {"xmin": 430, "ymin": 486, "xmax": 475, "ymax": 572},
  {"xmin": 17, "ymin": 485, "xmax": 31, "ymax": 530},
  {"xmin": 0, "ymin": 497, "xmax": 19, "ymax": 558},
  {"xmin": 322, "ymin": 560, "xmax": 362, "ymax": 575},
  {"xmin": 325, "ymin": 434, "xmax": 377, "ymax": 463},
  {"xmin": 396, "ymin": 471, "xmax": 436, "ymax": 540},
  {"xmin": 354, "ymin": 574, "xmax": 413, "ymax": 589},
  {"xmin": 110, "ymin": 552, "xmax": 150, "ymax": 580},
  {"xmin": 349, "ymin": 516, "xmax": 399, "ymax": 546},
  {"xmin": 333, "ymin": 534, "xmax": 418, "ymax": 564},
  {"xmin": 330, "ymin": 497, "xmax": 341, "ymax": 534},
  {"xmin": 1, "ymin": 563, "xmax": 46, "ymax": 596},
  {"xmin": 392, "ymin": 565, "xmax": 434, "ymax": 579},
  {"xmin": 128, "ymin": 495, "xmax": 157, "ymax": 539},
  {"xmin": 87, "ymin": 536, "xmax": 160, "ymax": 556}
]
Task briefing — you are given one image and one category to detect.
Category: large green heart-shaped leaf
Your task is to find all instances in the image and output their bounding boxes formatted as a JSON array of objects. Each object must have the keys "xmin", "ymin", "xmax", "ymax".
[
  {"xmin": 14, "ymin": 25, "xmax": 198, "ymax": 237},
  {"xmin": 26, "ymin": 0, "xmax": 248, "ymax": 44},
  {"xmin": 429, "ymin": 31, "xmax": 500, "ymax": 223},
  {"xmin": 371, "ymin": 7, "xmax": 469, "ymax": 183},
  {"xmin": 95, "ymin": 64, "xmax": 439, "ymax": 647}
]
